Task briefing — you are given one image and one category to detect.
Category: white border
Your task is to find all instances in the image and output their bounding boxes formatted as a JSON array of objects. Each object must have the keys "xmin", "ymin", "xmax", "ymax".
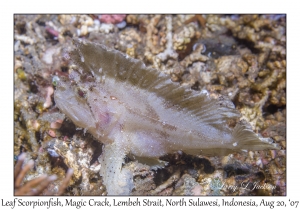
[{"xmin": 2, "ymin": 1, "xmax": 297, "ymax": 209}]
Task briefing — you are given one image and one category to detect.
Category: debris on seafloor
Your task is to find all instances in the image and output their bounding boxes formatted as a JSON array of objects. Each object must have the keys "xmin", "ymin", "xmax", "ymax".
[
  {"xmin": 14, "ymin": 153, "xmax": 73, "ymax": 195},
  {"xmin": 14, "ymin": 14, "xmax": 286, "ymax": 196}
]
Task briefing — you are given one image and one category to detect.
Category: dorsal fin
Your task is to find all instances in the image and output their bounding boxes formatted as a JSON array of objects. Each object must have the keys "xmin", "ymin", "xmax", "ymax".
[{"xmin": 70, "ymin": 39, "xmax": 240, "ymax": 129}]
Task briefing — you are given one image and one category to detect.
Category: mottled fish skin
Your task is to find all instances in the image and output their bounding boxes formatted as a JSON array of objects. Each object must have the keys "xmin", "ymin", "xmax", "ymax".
[{"xmin": 54, "ymin": 39, "xmax": 280, "ymax": 194}]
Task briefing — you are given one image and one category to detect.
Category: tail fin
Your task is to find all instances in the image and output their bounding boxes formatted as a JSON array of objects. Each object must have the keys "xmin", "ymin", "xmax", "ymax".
[
  {"xmin": 184, "ymin": 121, "xmax": 281, "ymax": 156},
  {"xmin": 232, "ymin": 121, "xmax": 281, "ymax": 151}
]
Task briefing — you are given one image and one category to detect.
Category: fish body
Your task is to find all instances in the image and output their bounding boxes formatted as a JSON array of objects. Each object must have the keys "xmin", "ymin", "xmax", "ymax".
[{"xmin": 54, "ymin": 39, "xmax": 279, "ymax": 194}]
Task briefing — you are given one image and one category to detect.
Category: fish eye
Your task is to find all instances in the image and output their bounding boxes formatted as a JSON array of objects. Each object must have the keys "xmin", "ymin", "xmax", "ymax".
[{"xmin": 76, "ymin": 87, "xmax": 87, "ymax": 98}]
